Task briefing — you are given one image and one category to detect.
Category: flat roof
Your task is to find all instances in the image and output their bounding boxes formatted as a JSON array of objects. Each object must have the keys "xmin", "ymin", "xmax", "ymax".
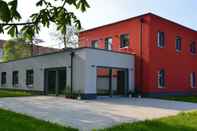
[
  {"xmin": 80, "ymin": 12, "xmax": 197, "ymax": 34},
  {"xmin": 0, "ymin": 47, "xmax": 134, "ymax": 64}
]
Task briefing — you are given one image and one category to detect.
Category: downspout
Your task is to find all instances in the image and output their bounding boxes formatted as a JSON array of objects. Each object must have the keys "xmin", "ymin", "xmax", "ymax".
[
  {"xmin": 70, "ymin": 51, "xmax": 75, "ymax": 95},
  {"xmin": 139, "ymin": 18, "xmax": 144, "ymax": 95}
]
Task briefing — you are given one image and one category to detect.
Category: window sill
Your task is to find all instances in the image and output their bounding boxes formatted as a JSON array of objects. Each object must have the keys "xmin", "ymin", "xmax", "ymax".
[
  {"xmin": 176, "ymin": 50, "xmax": 182, "ymax": 53},
  {"xmin": 26, "ymin": 84, "xmax": 33, "ymax": 88},
  {"xmin": 120, "ymin": 46, "xmax": 129, "ymax": 49},
  {"xmin": 158, "ymin": 86, "xmax": 165, "ymax": 89},
  {"xmin": 157, "ymin": 47, "xmax": 165, "ymax": 49}
]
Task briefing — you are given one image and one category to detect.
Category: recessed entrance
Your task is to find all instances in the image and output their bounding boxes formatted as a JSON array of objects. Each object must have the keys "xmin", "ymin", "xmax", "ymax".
[
  {"xmin": 44, "ymin": 67, "xmax": 67, "ymax": 96},
  {"xmin": 96, "ymin": 67, "xmax": 128, "ymax": 97}
]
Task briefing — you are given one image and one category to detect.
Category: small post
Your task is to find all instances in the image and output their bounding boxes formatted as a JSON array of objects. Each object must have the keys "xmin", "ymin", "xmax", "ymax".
[
  {"xmin": 55, "ymin": 70, "xmax": 59, "ymax": 96},
  {"xmin": 109, "ymin": 68, "xmax": 113, "ymax": 97}
]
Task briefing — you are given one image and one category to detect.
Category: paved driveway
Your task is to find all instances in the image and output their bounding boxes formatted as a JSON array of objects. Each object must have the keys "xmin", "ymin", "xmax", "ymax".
[{"xmin": 0, "ymin": 96, "xmax": 197, "ymax": 131}]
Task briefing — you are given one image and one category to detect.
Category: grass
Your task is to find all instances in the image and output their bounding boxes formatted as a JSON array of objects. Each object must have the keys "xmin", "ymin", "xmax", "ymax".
[
  {"xmin": 98, "ymin": 111, "xmax": 197, "ymax": 131},
  {"xmin": 0, "ymin": 108, "xmax": 78, "ymax": 131},
  {"xmin": 158, "ymin": 96, "xmax": 197, "ymax": 103},
  {"xmin": 0, "ymin": 90, "xmax": 33, "ymax": 97}
]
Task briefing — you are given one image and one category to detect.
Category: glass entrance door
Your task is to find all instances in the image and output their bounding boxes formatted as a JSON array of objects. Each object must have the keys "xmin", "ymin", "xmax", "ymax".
[{"xmin": 45, "ymin": 67, "xmax": 67, "ymax": 96}]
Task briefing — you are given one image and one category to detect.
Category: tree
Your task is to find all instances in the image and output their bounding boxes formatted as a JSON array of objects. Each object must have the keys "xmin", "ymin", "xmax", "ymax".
[
  {"xmin": 3, "ymin": 39, "xmax": 31, "ymax": 62},
  {"xmin": 0, "ymin": 0, "xmax": 89, "ymax": 40},
  {"xmin": 51, "ymin": 25, "xmax": 82, "ymax": 48}
]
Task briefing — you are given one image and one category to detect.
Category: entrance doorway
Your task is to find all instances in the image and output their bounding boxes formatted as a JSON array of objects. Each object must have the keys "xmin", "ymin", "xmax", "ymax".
[
  {"xmin": 117, "ymin": 71, "xmax": 126, "ymax": 95},
  {"xmin": 96, "ymin": 67, "xmax": 128, "ymax": 97},
  {"xmin": 44, "ymin": 67, "xmax": 67, "ymax": 96}
]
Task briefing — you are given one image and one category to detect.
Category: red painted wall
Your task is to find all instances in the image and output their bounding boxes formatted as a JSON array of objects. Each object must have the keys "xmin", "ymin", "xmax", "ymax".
[
  {"xmin": 147, "ymin": 15, "xmax": 197, "ymax": 94},
  {"xmin": 79, "ymin": 13, "xmax": 197, "ymax": 95}
]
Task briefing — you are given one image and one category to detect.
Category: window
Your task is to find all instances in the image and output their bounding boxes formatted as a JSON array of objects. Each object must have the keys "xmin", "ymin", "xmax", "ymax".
[
  {"xmin": 12, "ymin": 71, "xmax": 19, "ymax": 86},
  {"xmin": 26, "ymin": 70, "xmax": 34, "ymax": 86},
  {"xmin": 158, "ymin": 69, "xmax": 165, "ymax": 88},
  {"xmin": 120, "ymin": 34, "xmax": 129, "ymax": 48},
  {"xmin": 105, "ymin": 37, "xmax": 112, "ymax": 50},
  {"xmin": 190, "ymin": 72, "xmax": 196, "ymax": 88},
  {"xmin": 176, "ymin": 36, "xmax": 182, "ymax": 52},
  {"xmin": 190, "ymin": 41, "xmax": 196, "ymax": 54},
  {"xmin": 91, "ymin": 40, "xmax": 99, "ymax": 48},
  {"xmin": 0, "ymin": 48, "xmax": 3, "ymax": 58},
  {"xmin": 157, "ymin": 32, "xmax": 165, "ymax": 48},
  {"xmin": 1, "ymin": 72, "xmax": 6, "ymax": 85}
]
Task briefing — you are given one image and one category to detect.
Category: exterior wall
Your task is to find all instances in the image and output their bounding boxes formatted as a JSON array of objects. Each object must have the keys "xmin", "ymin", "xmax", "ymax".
[
  {"xmin": 79, "ymin": 13, "xmax": 197, "ymax": 96},
  {"xmin": 80, "ymin": 14, "xmax": 151, "ymax": 92},
  {"xmin": 146, "ymin": 15, "xmax": 197, "ymax": 94},
  {"xmin": 75, "ymin": 48, "xmax": 134, "ymax": 95},
  {"xmin": 0, "ymin": 52, "xmax": 71, "ymax": 92},
  {"xmin": 0, "ymin": 48, "xmax": 134, "ymax": 98}
]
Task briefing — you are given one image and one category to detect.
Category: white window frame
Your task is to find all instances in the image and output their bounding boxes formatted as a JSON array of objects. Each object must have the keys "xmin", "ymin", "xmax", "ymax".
[
  {"xmin": 157, "ymin": 69, "xmax": 165, "ymax": 88},
  {"xmin": 190, "ymin": 72, "xmax": 196, "ymax": 88},
  {"xmin": 190, "ymin": 41, "xmax": 196, "ymax": 54},
  {"xmin": 157, "ymin": 32, "xmax": 165, "ymax": 48},
  {"xmin": 91, "ymin": 40, "xmax": 99, "ymax": 48},
  {"xmin": 26, "ymin": 70, "xmax": 34, "ymax": 88},
  {"xmin": 105, "ymin": 37, "xmax": 112, "ymax": 50},
  {"xmin": 175, "ymin": 36, "xmax": 182, "ymax": 52},
  {"xmin": 120, "ymin": 34, "xmax": 130, "ymax": 48}
]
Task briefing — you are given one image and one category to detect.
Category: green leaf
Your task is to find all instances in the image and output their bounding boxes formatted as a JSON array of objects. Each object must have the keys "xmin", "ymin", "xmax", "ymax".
[
  {"xmin": 0, "ymin": 0, "xmax": 11, "ymax": 22},
  {"xmin": 0, "ymin": 25, "xmax": 4, "ymax": 33},
  {"xmin": 36, "ymin": 0, "xmax": 44, "ymax": 7},
  {"xmin": 8, "ymin": 0, "xmax": 17, "ymax": 10},
  {"xmin": 8, "ymin": 0, "xmax": 21, "ymax": 21},
  {"xmin": 77, "ymin": 0, "xmax": 90, "ymax": 12},
  {"xmin": 13, "ymin": 11, "xmax": 21, "ymax": 20},
  {"xmin": 20, "ymin": 26, "xmax": 35, "ymax": 40},
  {"xmin": 7, "ymin": 25, "xmax": 17, "ymax": 37}
]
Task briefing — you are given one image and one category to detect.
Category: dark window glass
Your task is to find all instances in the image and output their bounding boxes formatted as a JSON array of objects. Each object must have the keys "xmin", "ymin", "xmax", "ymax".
[
  {"xmin": 191, "ymin": 72, "xmax": 196, "ymax": 88},
  {"xmin": 120, "ymin": 34, "xmax": 129, "ymax": 48},
  {"xmin": 190, "ymin": 41, "xmax": 196, "ymax": 54},
  {"xmin": 1, "ymin": 72, "xmax": 6, "ymax": 85},
  {"xmin": 12, "ymin": 71, "xmax": 19, "ymax": 85},
  {"xmin": 26, "ymin": 70, "xmax": 34, "ymax": 85},
  {"xmin": 158, "ymin": 69, "xmax": 165, "ymax": 88},
  {"xmin": 105, "ymin": 37, "xmax": 112, "ymax": 50},
  {"xmin": 176, "ymin": 36, "xmax": 182, "ymax": 52},
  {"xmin": 157, "ymin": 32, "xmax": 165, "ymax": 48},
  {"xmin": 91, "ymin": 40, "xmax": 99, "ymax": 48}
]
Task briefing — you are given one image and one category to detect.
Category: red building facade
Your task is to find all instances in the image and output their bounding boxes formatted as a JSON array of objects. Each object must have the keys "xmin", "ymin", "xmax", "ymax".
[{"xmin": 79, "ymin": 13, "xmax": 197, "ymax": 96}]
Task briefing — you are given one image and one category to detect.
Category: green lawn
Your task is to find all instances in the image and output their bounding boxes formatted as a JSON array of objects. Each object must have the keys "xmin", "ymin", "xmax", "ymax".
[
  {"xmin": 98, "ymin": 111, "xmax": 197, "ymax": 131},
  {"xmin": 158, "ymin": 96, "xmax": 197, "ymax": 103},
  {"xmin": 0, "ymin": 108, "xmax": 77, "ymax": 131},
  {"xmin": 0, "ymin": 90, "xmax": 33, "ymax": 97}
]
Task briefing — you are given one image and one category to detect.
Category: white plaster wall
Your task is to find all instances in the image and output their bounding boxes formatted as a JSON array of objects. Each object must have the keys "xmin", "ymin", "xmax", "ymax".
[
  {"xmin": 75, "ymin": 48, "xmax": 135, "ymax": 94},
  {"xmin": 0, "ymin": 48, "xmax": 135, "ymax": 95},
  {"xmin": 72, "ymin": 50, "xmax": 87, "ymax": 93},
  {"xmin": 0, "ymin": 52, "xmax": 71, "ymax": 91}
]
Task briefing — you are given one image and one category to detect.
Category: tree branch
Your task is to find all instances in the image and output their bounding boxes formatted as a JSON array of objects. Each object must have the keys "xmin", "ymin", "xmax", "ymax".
[{"xmin": 0, "ymin": 22, "xmax": 34, "ymax": 26}]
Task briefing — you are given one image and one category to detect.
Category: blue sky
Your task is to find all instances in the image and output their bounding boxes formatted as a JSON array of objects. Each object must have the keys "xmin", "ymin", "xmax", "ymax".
[{"xmin": 0, "ymin": 0, "xmax": 197, "ymax": 48}]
